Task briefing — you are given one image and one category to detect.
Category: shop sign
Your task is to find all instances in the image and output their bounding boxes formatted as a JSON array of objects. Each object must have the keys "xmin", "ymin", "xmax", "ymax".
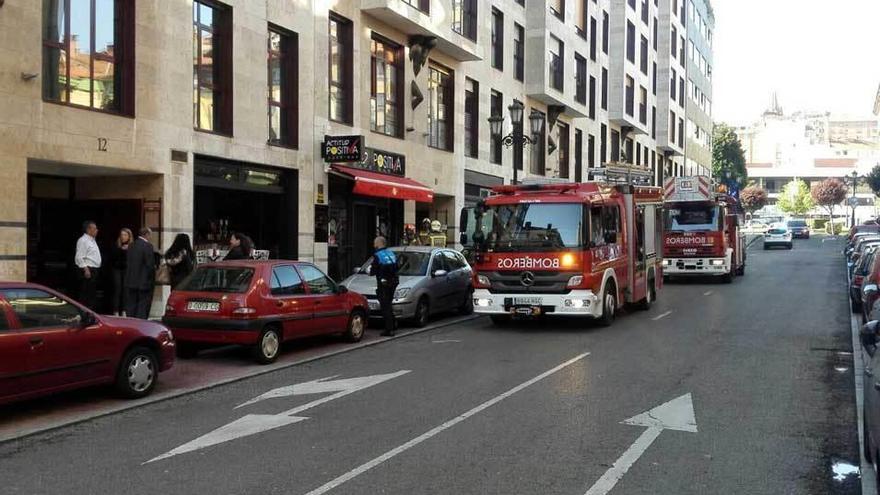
[
  {"xmin": 354, "ymin": 148, "xmax": 406, "ymax": 177},
  {"xmin": 322, "ymin": 135, "xmax": 364, "ymax": 163}
]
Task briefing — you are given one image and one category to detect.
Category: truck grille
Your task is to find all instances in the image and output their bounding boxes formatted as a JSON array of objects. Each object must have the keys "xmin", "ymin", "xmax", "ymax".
[
  {"xmin": 486, "ymin": 271, "xmax": 579, "ymax": 294},
  {"xmin": 665, "ymin": 245, "xmax": 718, "ymax": 257}
]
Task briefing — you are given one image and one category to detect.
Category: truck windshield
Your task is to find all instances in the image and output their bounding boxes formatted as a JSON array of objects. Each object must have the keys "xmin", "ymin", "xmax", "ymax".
[
  {"xmin": 482, "ymin": 203, "xmax": 584, "ymax": 252},
  {"xmin": 664, "ymin": 204, "xmax": 720, "ymax": 232}
]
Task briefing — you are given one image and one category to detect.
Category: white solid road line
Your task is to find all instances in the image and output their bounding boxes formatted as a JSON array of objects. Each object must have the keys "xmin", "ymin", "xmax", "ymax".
[
  {"xmin": 703, "ymin": 291, "xmax": 713, "ymax": 296},
  {"xmin": 301, "ymin": 352, "xmax": 591, "ymax": 495},
  {"xmin": 431, "ymin": 339, "xmax": 462, "ymax": 344},
  {"xmin": 651, "ymin": 311, "xmax": 672, "ymax": 321}
]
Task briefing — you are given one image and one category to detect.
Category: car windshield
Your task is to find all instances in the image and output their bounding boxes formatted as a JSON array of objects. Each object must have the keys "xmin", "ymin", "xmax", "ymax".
[
  {"xmin": 178, "ymin": 266, "xmax": 254, "ymax": 293},
  {"xmin": 482, "ymin": 203, "xmax": 585, "ymax": 252},
  {"xmin": 359, "ymin": 251, "xmax": 432, "ymax": 276},
  {"xmin": 787, "ymin": 220, "xmax": 807, "ymax": 227},
  {"xmin": 767, "ymin": 228, "xmax": 787, "ymax": 235},
  {"xmin": 664, "ymin": 204, "xmax": 720, "ymax": 232}
]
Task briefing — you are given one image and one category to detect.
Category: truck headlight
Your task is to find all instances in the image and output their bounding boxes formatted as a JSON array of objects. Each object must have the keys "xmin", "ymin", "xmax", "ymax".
[
  {"xmin": 393, "ymin": 288, "xmax": 411, "ymax": 300},
  {"xmin": 662, "ymin": 259, "xmax": 671, "ymax": 266},
  {"xmin": 476, "ymin": 274, "xmax": 490, "ymax": 286},
  {"xmin": 710, "ymin": 259, "xmax": 725, "ymax": 266}
]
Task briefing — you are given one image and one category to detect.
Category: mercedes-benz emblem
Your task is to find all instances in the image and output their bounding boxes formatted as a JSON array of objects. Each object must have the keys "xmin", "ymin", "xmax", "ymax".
[{"xmin": 520, "ymin": 271, "xmax": 535, "ymax": 287}]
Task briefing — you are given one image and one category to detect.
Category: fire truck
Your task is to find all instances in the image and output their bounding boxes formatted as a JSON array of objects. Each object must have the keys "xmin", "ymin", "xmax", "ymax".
[
  {"xmin": 662, "ymin": 176, "xmax": 745, "ymax": 282},
  {"xmin": 460, "ymin": 166, "xmax": 664, "ymax": 326}
]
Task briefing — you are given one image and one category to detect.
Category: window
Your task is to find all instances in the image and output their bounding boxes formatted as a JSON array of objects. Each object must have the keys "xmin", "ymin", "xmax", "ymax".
[
  {"xmin": 576, "ymin": 0, "xmax": 588, "ymax": 36},
  {"xmin": 575, "ymin": 129, "xmax": 583, "ymax": 181},
  {"xmin": 182, "ymin": 266, "xmax": 254, "ymax": 293},
  {"xmin": 549, "ymin": 36, "xmax": 563, "ymax": 91},
  {"xmin": 651, "ymin": 105, "xmax": 656, "ymax": 139},
  {"xmin": 589, "ymin": 75, "xmax": 597, "ymax": 119},
  {"xmin": 652, "ymin": 62, "xmax": 657, "ymax": 95},
  {"xmin": 575, "ymin": 54, "xmax": 587, "ymax": 104},
  {"xmin": 680, "ymin": 35, "xmax": 686, "ymax": 66},
  {"xmin": 626, "ymin": 22, "xmax": 636, "ymax": 63},
  {"xmin": 670, "ymin": 68, "xmax": 676, "ymax": 102},
  {"xmin": 590, "ymin": 206, "xmax": 620, "ymax": 246},
  {"xmin": 464, "ymin": 78, "xmax": 479, "ymax": 158},
  {"xmin": 268, "ymin": 26, "xmax": 298, "ymax": 147},
  {"xmin": 452, "ymin": 0, "xmax": 477, "ymax": 41},
  {"xmin": 625, "ymin": 76, "xmax": 634, "ymax": 117},
  {"xmin": 653, "ymin": 18, "xmax": 658, "ymax": 51},
  {"xmin": 641, "ymin": 0, "xmax": 649, "ymax": 24},
  {"xmin": 625, "ymin": 138, "xmax": 633, "ymax": 164},
  {"xmin": 602, "ymin": 11, "xmax": 609, "ymax": 54},
  {"xmin": 636, "ymin": 143, "xmax": 641, "ymax": 165},
  {"xmin": 370, "ymin": 35, "xmax": 404, "ymax": 138},
  {"xmin": 601, "ymin": 68, "xmax": 608, "ymax": 110},
  {"xmin": 600, "ymin": 124, "xmax": 607, "ymax": 163},
  {"xmin": 640, "ymin": 35, "xmax": 649, "ymax": 74},
  {"xmin": 669, "ymin": 111, "xmax": 676, "ymax": 144},
  {"xmin": 628, "ymin": 0, "xmax": 636, "ymax": 9},
  {"xmin": 490, "ymin": 91, "xmax": 503, "ymax": 165},
  {"xmin": 491, "ymin": 8, "xmax": 504, "ymax": 70},
  {"xmin": 678, "ymin": 117, "xmax": 684, "ymax": 148},
  {"xmin": 428, "ymin": 64, "xmax": 454, "ymax": 151},
  {"xmin": 298, "ymin": 264, "xmax": 336, "ymax": 295},
  {"xmin": 42, "ymin": 0, "xmax": 134, "ymax": 115},
  {"xmin": 679, "ymin": 76, "xmax": 685, "ymax": 107},
  {"xmin": 557, "ymin": 122, "xmax": 570, "ymax": 179},
  {"xmin": 588, "ymin": 134, "xmax": 596, "ymax": 169},
  {"xmin": 443, "ymin": 251, "xmax": 467, "ymax": 271},
  {"xmin": 550, "ymin": 0, "xmax": 564, "ymax": 19},
  {"xmin": 590, "ymin": 17, "xmax": 598, "ymax": 61},
  {"xmin": 513, "ymin": 23, "xmax": 525, "ymax": 81},
  {"xmin": 671, "ymin": 27, "xmax": 677, "ymax": 56},
  {"xmin": 680, "ymin": 0, "xmax": 686, "ymax": 24},
  {"xmin": 270, "ymin": 265, "xmax": 306, "ymax": 295},
  {"xmin": 639, "ymin": 86, "xmax": 647, "ymax": 125},
  {"xmin": 2, "ymin": 289, "xmax": 82, "ymax": 329},
  {"xmin": 530, "ymin": 109, "xmax": 546, "ymax": 175},
  {"xmin": 402, "ymin": 0, "xmax": 430, "ymax": 12},
  {"xmin": 611, "ymin": 129, "xmax": 620, "ymax": 161},
  {"xmin": 329, "ymin": 13, "xmax": 353, "ymax": 124},
  {"xmin": 194, "ymin": 1, "xmax": 232, "ymax": 134}
]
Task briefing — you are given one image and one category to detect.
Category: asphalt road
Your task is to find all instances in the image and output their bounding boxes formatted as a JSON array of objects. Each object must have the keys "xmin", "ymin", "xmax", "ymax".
[{"xmin": 0, "ymin": 236, "xmax": 860, "ymax": 495}]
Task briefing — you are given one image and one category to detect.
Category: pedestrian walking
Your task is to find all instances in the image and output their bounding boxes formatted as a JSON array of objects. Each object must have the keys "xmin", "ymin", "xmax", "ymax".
[
  {"xmin": 165, "ymin": 233, "xmax": 195, "ymax": 288},
  {"xmin": 371, "ymin": 236, "xmax": 399, "ymax": 336},
  {"xmin": 74, "ymin": 220, "xmax": 102, "ymax": 310},
  {"xmin": 110, "ymin": 228, "xmax": 133, "ymax": 316},
  {"xmin": 125, "ymin": 227, "xmax": 156, "ymax": 319},
  {"xmin": 224, "ymin": 232, "xmax": 253, "ymax": 260}
]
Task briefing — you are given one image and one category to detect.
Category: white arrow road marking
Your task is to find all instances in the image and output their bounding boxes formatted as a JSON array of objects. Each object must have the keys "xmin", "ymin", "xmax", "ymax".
[
  {"xmin": 302, "ymin": 352, "xmax": 590, "ymax": 495},
  {"xmin": 584, "ymin": 393, "xmax": 697, "ymax": 495},
  {"xmin": 145, "ymin": 370, "xmax": 410, "ymax": 464},
  {"xmin": 651, "ymin": 310, "xmax": 672, "ymax": 321}
]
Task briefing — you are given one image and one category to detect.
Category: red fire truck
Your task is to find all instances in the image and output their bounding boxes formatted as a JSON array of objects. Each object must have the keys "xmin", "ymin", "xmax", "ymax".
[
  {"xmin": 461, "ymin": 171, "xmax": 664, "ymax": 326},
  {"xmin": 662, "ymin": 176, "xmax": 745, "ymax": 282}
]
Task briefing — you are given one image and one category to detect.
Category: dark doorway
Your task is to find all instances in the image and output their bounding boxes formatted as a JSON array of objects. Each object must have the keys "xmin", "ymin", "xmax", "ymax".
[{"xmin": 351, "ymin": 204, "xmax": 376, "ymax": 275}]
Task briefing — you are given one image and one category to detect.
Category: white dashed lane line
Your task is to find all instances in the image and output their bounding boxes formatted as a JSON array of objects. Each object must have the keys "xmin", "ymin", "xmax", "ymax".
[{"xmin": 651, "ymin": 311, "xmax": 672, "ymax": 321}]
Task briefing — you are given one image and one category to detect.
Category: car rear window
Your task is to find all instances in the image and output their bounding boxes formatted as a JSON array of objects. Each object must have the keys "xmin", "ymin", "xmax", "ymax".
[
  {"xmin": 787, "ymin": 221, "xmax": 807, "ymax": 227},
  {"xmin": 178, "ymin": 266, "xmax": 254, "ymax": 293},
  {"xmin": 768, "ymin": 228, "xmax": 787, "ymax": 234}
]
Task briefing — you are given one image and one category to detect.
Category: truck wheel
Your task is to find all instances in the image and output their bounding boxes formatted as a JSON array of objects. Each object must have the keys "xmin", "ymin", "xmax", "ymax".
[
  {"xmin": 637, "ymin": 280, "xmax": 655, "ymax": 310},
  {"xmin": 598, "ymin": 284, "xmax": 616, "ymax": 327},
  {"xmin": 736, "ymin": 263, "xmax": 745, "ymax": 276},
  {"xmin": 721, "ymin": 268, "xmax": 733, "ymax": 284}
]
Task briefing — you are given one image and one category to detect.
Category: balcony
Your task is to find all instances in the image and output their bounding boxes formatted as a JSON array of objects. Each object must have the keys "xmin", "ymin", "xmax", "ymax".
[{"xmin": 361, "ymin": 0, "xmax": 482, "ymax": 61}]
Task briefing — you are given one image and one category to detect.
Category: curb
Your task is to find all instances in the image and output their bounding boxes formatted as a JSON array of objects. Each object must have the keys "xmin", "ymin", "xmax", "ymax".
[{"xmin": 0, "ymin": 314, "xmax": 482, "ymax": 445}]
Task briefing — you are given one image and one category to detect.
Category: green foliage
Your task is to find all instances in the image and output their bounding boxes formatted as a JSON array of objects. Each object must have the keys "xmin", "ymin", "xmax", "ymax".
[
  {"xmin": 776, "ymin": 179, "xmax": 814, "ymax": 216},
  {"xmin": 711, "ymin": 123, "xmax": 748, "ymax": 188},
  {"xmin": 866, "ymin": 164, "xmax": 880, "ymax": 196},
  {"xmin": 825, "ymin": 222, "xmax": 845, "ymax": 235},
  {"xmin": 809, "ymin": 218, "xmax": 828, "ymax": 230}
]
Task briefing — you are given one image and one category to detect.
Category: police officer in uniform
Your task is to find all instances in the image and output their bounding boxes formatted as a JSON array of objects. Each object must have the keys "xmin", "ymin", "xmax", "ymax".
[{"xmin": 371, "ymin": 236, "xmax": 399, "ymax": 336}]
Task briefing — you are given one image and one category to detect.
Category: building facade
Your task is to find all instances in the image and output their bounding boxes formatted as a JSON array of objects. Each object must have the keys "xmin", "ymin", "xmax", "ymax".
[
  {"xmin": 0, "ymin": 0, "xmax": 702, "ymax": 311},
  {"xmin": 684, "ymin": 0, "xmax": 713, "ymax": 176}
]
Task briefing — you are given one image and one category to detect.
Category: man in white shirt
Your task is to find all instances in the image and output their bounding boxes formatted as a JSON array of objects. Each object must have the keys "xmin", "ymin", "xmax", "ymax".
[{"xmin": 75, "ymin": 220, "xmax": 102, "ymax": 310}]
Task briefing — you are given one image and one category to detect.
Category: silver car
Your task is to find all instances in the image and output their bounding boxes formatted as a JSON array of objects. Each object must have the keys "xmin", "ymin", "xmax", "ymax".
[{"xmin": 340, "ymin": 246, "xmax": 474, "ymax": 327}]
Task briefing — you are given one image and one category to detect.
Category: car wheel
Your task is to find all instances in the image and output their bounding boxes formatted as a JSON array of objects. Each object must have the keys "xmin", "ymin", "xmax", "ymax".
[
  {"xmin": 598, "ymin": 284, "xmax": 617, "ymax": 327},
  {"xmin": 787, "ymin": 243, "xmax": 793, "ymax": 250},
  {"xmin": 115, "ymin": 346, "xmax": 158, "ymax": 399},
  {"xmin": 763, "ymin": 245, "xmax": 768, "ymax": 250},
  {"xmin": 637, "ymin": 279, "xmax": 655, "ymax": 311},
  {"xmin": 413, "ymin": 297, "xmax": 430, "ymax": 328},
  {"xmin": 344, "ymin": 310, "xmax": 366, "ymax": 343},
  {"xmin": 490, "ymin": 315, "xmax": 511, "ymax": 325},
  {"xmin": 252, "ymin": 326, "xmax": 281, "ymax": 364},
  {"xmin": 458, "ymin": 287, "xmax": 474, "ymax": 315},
  {"xmin": 176, "ymin": 342, "xmax": 198, "ymax": 359}
]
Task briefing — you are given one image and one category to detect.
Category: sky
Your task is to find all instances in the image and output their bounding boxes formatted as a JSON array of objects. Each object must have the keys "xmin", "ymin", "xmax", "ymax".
[{"xmin": 712, "ymin": 0, "xmax": 880, "ymax": 126}]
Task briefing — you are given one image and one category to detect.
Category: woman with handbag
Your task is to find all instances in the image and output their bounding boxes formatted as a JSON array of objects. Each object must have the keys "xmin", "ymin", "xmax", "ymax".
[{"xmin": 164, "ymin": 234, "xmax": 195, "ymax": 288}]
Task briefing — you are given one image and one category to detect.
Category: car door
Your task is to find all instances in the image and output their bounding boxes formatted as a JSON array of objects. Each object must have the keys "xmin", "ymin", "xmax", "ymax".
[
  {"xmin": 426, "ymin": 251, "xmax": 453, "ymax": 312},
  {"xmin": 296, "ymin": 263, "xmax": 349, "ymax": 335},
  {"xmin": 442, "ymin": 250, "xmax": 470, "ymax": 308},
  {"xmin": 867, "ymin": 342, "xmax": 880, "ymax": 450},
  {"xmin": 267, "ymin": 265, "xmax": 312, "ymax": 340},
  {"xmin": 0, "ymin": 298, "xmax": 32, "ymax": 401},
  {"xmin": 1, "ymin": 288, "xmax": 112, "ymax": 393}
]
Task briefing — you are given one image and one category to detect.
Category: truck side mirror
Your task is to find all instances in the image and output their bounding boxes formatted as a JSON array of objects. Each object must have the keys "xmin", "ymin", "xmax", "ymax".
[{"xmin": 459, "ymin": 232, "xmax": 468, "ymax": 245}]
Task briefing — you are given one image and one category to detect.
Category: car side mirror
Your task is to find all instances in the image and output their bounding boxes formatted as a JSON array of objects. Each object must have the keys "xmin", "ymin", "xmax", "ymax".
[
  {"xmin": 432, "ymin": 269, "xmax": 448, "ymax": 278},
  {"xmin": 80, "ymin": 311, "xmax": 97, "ymax": 328},
  {"xmin": 861, "ymin": 321, "xmax": 879, "ymax": 356},
  {"xmin": 337, "ymin": 285, "xmax": 348, "ymax": 294}
]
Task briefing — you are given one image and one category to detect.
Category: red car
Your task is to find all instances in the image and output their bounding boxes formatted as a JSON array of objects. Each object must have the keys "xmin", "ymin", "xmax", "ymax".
[
  {"xmin": 0, "ymin": 283, "xmax": 175, "ymax": 405},
  {"xmin": 163, "ymin": 260, "xmax": 368, "ymax": 364}
]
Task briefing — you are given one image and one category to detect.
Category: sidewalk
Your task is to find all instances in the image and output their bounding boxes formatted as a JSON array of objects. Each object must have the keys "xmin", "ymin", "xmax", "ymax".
[{"xmin": 0, "ymin": 314, "xmax": 478, "ymax": 444}]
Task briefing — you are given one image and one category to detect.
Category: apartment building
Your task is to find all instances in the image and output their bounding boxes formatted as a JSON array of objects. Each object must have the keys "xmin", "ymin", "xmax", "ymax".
[
  {"xmin": 0, "ymin": 0, "xmax": 695, "ymax": 310},
  {"xmin": 684, "ymin": 0, "xmax": 713, "ymax": 176}
]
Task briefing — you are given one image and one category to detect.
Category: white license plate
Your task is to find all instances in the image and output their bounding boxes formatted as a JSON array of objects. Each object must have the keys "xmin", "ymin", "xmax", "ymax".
[
  {"xmin": 187, "ymin": 301, "xmax": 220, "ymax": 312},
  {"xmin": 513, "ymin": 297, "xmax": 542, "ymax": 306},
  {"xmin": 368, "ymin": 301, "xmax": 380, "ymax": 310}
]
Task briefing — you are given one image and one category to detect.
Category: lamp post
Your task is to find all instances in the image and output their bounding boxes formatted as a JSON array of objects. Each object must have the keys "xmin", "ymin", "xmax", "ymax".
[
  {"xmin": 850, "ymin": 170, "xmax": 859, "ymax": 227},
  {"xmin": 488, "ymin": 100, "xmax": 546, "ymax": 185}
]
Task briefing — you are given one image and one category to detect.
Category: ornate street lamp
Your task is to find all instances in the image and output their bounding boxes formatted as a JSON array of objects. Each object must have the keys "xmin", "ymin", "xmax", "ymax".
[
  {"xmin": 488, "ymin": 100, "xmax": 545, "ymax": 185},
  {"xmin": 850, "ymin": 170, "xmax": 860, "ymax": 227}
]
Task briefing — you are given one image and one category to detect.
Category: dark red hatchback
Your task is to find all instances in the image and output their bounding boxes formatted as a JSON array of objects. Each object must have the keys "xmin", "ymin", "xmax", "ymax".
[
  {"xmin": 0, "ymin": 283, "xmax": 175, "ymax": 405},
  {"xmin": 163, "ymin": 261, "xmax": 369, "ymax": 363}
]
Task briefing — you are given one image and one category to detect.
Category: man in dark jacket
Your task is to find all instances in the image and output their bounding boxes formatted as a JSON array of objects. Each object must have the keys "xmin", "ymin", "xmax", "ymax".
[
  {"xmin": 125, "ymin": 227, "xmax": 156, "ymax": 319},
  {"xmin": 370, "ymin": 236, "xmax": 399, "ymax": 336}
]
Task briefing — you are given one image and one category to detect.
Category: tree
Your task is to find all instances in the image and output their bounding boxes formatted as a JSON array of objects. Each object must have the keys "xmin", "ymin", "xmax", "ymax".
[
  {"xmin": 811, "ymin": 178, "xmax": 848, "ymax": 234},
  {"xmin": 712, "ymin": 123, "xmax": 748, "ymax": 188},
  {"xmin": 866, "ymin": 164, "xmax": 880, "ymax": 196},
  {"xmin": 739, "ymin": 186, "xmax": 769, "ymax": 214},
  {"xmin": 777, "ymin": 179, "xmax": 814, "ymax": 216}
]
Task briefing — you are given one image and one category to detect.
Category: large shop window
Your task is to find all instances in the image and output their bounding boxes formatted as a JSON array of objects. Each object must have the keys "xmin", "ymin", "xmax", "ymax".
[
  {"xmin": 268, "ymin": 25, "xmax": 298, "ymax": 147},
  {"xmin": 370, "ymin": 35, "xmax": 403, "ymax": 137},
  {"xmin": 428, "ymin": 64, "xmax": 454, "ymax": 151},
  {"xmin": 42, "ymin": 0, "xmax": 135, "ymax": 115},
  {"xmin": 193, "ymin": 0, "xmax": 233, "ymax": 135},
  {"xmin": 329, "ymin": 13, "xmax": 353, "ymax": 124}
]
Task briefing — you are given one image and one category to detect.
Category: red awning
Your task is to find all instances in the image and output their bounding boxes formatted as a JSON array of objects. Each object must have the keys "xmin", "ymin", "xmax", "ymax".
[{"xmin": 331, "ymin": 165, "xmax": 434, "ymax": 203}]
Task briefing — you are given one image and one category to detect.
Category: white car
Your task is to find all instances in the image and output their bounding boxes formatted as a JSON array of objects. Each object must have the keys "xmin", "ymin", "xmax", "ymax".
[
  {"xmin": 763, "ymin": 225, "xmax": 793, "ymax": 250},
  {"xmin": 743, "ymin": 220, "xmax": 769, "ymax": 233}
]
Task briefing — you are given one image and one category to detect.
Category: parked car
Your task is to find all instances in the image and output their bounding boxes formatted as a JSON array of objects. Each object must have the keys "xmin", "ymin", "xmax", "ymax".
[
  {"xmin": 860, "ymin": 320, "xmax": 880, "ymax": 470},
  {"xmin": 743, "ymin": 220, "xmax": 769, "ymax": 234},
  {"xmin": 861, "ymin": 253, "xmax": 880, "ymax": 322},
  {"xmin": 786, "ymin": 219, "xmax": 810, "ymax": 239},
  {"xmin": 0, "ymin": 283, "xmax": 175, "ymax": 405},
  {"xmin": 163, "ymin": 261, "xmax": 368, "ymax": 364},
  {"xmin": 340, "ymin": 246, "xmax": 473, "ymax": 328},
  {"xmin": 849, "ymin": 238, "xmax": 880, "ymax": 276},
  {"xmin": 851, "ymin": 247, "xmax": 879, "ymax": 312},
  {"xmin": 763, "ymin": 225, "xmax": 793, "ymax": 250}
]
